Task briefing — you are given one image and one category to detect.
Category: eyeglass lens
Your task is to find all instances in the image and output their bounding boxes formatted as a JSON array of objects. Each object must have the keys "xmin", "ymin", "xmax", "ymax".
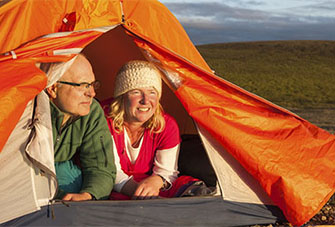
[{"xmin": 81, "ymin": 81, "xmax": 100, "ymax": 90}]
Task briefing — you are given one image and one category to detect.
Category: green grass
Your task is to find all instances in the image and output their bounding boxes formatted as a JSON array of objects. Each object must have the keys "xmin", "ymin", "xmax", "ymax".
[{"xmin": 196, "ymin": 40, "xmax": 335, "ymax": 109}]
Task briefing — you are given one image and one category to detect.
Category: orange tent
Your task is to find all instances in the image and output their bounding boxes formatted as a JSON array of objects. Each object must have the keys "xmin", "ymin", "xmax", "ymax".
[{"xmin": 1, "ymin": 0, "xmax": 335, "ymax": 226}]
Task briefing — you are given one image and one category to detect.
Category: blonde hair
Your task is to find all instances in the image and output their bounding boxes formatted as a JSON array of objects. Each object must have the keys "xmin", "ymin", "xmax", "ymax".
[{"xmin": 108, "ymin": 95, "xmax": 165, "ymax": 134}]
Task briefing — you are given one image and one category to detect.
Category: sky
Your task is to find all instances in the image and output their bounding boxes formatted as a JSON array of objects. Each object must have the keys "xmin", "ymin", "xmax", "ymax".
[{"xmin": 159, "ymin": 0, "xmax": 335, "ymax": 45}]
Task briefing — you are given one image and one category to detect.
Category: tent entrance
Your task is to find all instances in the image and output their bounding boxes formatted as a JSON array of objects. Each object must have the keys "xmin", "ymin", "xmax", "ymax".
[
  {"xmin": 1, "ymin": 24, "xmax": 286, "ymax": 226},
  {"xmin": 82, "ymin": 25, "xmax": 198, "ymax": 135},
  {"xmin": 82, "ymin": 25, "xmax": 218, "ymax": 189},
  {"xmin": 81, "ymin": 25, "xmax": 276, "ymax": 206}
]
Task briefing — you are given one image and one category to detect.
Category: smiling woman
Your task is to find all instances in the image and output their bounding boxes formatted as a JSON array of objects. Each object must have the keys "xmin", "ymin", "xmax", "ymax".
[{"xmin": 102, "ymin": 60, "xmax": 214, "ymax": 200}]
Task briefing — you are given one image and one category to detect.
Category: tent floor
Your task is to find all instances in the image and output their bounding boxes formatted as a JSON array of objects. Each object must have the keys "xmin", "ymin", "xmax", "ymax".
[{"xmin": 4, "ymin": 196, "xmax": 286, "ymax": 226}]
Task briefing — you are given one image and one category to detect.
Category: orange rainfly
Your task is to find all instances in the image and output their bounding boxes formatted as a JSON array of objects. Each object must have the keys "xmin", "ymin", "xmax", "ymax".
[
  {"xmin": 130, "ymin": 32, "xmax": 335, "ymax": 225},
  {"xmin": 1, "ymin": 0, "xmax": 335, "ymax": 226},
  {"xmin": 0, "ymin": 60, "xmax": 46, "ymax": 151}
]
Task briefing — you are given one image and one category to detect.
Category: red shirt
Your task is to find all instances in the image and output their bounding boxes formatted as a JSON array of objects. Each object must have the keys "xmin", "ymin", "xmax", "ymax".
[{"xmin": 106, "ymin": 113, "xmax": 181, "ymax": 182}]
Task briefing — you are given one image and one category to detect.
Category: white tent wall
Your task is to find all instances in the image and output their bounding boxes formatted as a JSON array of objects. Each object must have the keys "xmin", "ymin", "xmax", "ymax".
[
  {"xmin": 0, "ymin": 92, "xmax": 57, "ymax": 224},
  {"xmin": 197, "ymin": 124, "xmax": 274, "ymax": 205},
  {"xmin": 0, "ymin": 99, "xmax": 39, "ymax": 224},
  {"xmin": 25, "ymin": 91, "xmax": 58, "ymax": 204},
  {"xmin": 0, "ymin": 109, "xmax": 36, "ymax": 223}
]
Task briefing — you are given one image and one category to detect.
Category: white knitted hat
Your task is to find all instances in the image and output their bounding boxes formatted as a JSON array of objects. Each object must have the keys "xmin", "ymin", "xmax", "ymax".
[{"xmin": 114, "ymin": 60, "xmax": 162, "ymax": 98}]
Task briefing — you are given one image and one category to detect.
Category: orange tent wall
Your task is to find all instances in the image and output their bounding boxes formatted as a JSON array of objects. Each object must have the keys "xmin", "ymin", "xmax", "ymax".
[
  {"xmin": 0, "ymin": 60, "xmax": 46, "ymax": 151},
  {"xmin": 0, "ymin": 0, "xmax": 209, "ymax": 73},
  {"xmin": 0, "ymin": 0, "xmax": 82, "ymax": 53},
  {"xmin": 130, "ymin": 34, "xmax": 335, "ymax": 225},
  {"xmin": 119, "ymin": 0, "xmax": 211, "ymax": 72}
]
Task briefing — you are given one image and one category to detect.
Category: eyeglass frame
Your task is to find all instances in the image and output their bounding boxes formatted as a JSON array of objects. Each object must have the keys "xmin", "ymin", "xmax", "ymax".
[{"xmin": 57, "ymin": 80, "xmax": 101, "ymax": 90}]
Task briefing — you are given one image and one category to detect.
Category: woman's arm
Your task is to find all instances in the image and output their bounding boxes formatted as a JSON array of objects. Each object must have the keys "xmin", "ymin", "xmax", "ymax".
[{"xmin": 153, "ymin": 144, "xmax": 180, "ymax": 185}]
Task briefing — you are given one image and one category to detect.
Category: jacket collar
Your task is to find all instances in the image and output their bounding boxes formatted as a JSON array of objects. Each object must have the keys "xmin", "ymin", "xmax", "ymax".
[{"xmin": 50, "ymin": 101, "xmax": 79, "ymax": 133}]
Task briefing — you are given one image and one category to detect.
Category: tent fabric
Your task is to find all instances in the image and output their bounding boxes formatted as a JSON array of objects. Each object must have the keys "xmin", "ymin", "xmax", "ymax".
[
  {"xmin": 3, "ymin": 198, "xmax": 285, "ymax": 227},
  {"xmin": 0, "ymin": 99, "xmax": 40, "ymax": 223},
  {"xmin": 197, "ymin": 124, "xmax": 274, "ymax": 205},
  {"xmin": 0, "ymin": 92, "xmax": 56, "ymax": 223},
  {"xmin": 0, "ymin": 59, "xmax": 46, "ymax": 153},
  {"xmin": 24, "ymin": 91, "xmax": 58, "ymax": 201},
  {"xmin": 0, "ymin": 0, "xmax": 209, "ymax": 71},
  {"xmin": 1, "ymin": 0, "xmax": 335, "ymax": 225},
  {"xmin": 129, "ymin": 30, "xmax": 335, "ymax": 225}
]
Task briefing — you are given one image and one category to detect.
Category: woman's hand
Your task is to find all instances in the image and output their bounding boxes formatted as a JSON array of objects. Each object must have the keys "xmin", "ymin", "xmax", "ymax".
[{"xmin": 132, "ymin": 175, "xmax": 164, "ymax": 200}]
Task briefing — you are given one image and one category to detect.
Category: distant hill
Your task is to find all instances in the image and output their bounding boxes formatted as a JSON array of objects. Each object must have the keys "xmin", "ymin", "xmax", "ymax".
[{"xmin": 196, "ymin": 40, "xmax": 335, "ymax": 109}]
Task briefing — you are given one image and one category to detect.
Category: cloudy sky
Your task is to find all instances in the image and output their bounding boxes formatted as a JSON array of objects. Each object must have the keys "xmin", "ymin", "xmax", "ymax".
[{"xmin": 159, "ymin": 0, "xmax": 335, "ymax": 45}]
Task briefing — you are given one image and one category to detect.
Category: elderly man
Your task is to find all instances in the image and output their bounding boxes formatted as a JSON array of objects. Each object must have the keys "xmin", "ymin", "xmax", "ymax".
[{"xmin": 45, "ymin": 54, "xmax": 115, "ymax": 201}]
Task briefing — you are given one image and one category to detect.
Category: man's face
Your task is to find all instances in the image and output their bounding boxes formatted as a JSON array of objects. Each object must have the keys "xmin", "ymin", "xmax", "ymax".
[{"xmin": 49, "ymin": 55, "xmax": 96, "ymax": 119}]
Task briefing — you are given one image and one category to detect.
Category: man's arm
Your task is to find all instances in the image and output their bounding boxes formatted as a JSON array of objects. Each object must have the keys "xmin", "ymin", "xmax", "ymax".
[{"xmin": 78, "ymin": 99, "xmax": 116, "ymax": 200}]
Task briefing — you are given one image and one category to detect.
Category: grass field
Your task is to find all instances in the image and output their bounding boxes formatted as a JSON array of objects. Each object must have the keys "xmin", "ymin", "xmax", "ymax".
[{"xmin": 197, "ymin": 40, "xmax": 335, "ymax": 109}]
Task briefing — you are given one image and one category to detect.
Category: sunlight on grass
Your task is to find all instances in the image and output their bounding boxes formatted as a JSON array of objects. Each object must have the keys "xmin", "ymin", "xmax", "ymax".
[{"xmin": 197, "ymin": 41, "xmax": 335, "ymax": 109}]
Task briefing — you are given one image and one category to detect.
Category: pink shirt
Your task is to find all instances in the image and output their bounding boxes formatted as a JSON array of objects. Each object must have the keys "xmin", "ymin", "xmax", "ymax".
[{"xmin": 105, "ymin": 113, "xmax": 181, "ymax": 188}]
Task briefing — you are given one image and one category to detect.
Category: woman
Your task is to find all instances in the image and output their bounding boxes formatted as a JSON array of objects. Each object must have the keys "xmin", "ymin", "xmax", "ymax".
[{"xmin": 103, "ymin": 60, "xmax": 208, "ymax": 200}]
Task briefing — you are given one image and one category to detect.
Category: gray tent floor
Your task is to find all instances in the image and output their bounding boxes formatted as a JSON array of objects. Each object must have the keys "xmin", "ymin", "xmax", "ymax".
[{"xmin": 4, "ymin": 196, "xmax": 285, "ymax": 226}]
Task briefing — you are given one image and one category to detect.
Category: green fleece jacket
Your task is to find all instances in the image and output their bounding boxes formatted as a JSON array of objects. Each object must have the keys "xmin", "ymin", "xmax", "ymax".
[{"xmin": 51, "ymin": 99, "xmax": 116, "ymax": 199}]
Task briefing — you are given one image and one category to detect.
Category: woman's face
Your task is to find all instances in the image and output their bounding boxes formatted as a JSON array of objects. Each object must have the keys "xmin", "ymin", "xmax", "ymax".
[{"xmin": 124, "ymin": 87, "xmax": 159, "ymax": 125}]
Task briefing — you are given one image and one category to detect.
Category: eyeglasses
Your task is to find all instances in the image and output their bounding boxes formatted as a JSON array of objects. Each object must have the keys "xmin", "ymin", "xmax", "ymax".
[{"xmin": 57, "ymin": 80, "xmax": 101, "ymax": 91}]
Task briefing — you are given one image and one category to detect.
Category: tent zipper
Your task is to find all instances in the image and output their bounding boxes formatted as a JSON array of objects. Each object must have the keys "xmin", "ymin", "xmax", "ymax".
[
  {"xmin": 120, "ymin": 0, "xmax": 125, "ymax": 23},
  {"xmin": 100, "ymin": 136, "xmax": 108, "ymax": 167}
]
